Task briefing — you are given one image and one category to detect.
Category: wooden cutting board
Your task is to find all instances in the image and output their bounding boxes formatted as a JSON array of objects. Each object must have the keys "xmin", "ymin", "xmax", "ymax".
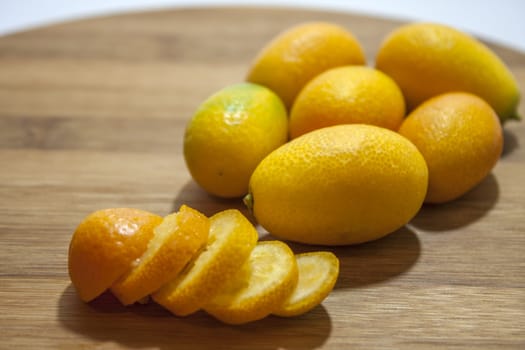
[{"xmin": 1, "ymin": 6, "xmax": 524, "ymax": 350}]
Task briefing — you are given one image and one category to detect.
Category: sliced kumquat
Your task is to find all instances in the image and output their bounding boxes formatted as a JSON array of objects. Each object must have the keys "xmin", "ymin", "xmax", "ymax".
[
  {"xmin": 110, "ymin": 205, "xmax": 209, "ymax": 305},
  {"xmin": 273, "ymin": 251, "xmax": 339, "ymax": 317},
  {"xmin": 204, "ymin": 241, "xmax": 298, "ymax": 325},
  {"xmin": 152, "ymin": 209, "xmax": 258, "ymax": 316}
]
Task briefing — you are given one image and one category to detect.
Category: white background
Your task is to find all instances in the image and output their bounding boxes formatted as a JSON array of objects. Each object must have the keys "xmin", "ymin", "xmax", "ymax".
[{"xmin": 1, "ymin": 0, "xmax": 524, "ymax": 52}]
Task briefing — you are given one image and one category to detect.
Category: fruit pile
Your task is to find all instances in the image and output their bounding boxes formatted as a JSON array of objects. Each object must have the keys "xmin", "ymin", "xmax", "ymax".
[
  {"xmin": 68, "ymin": 206, "xmax": 339, "ymax": 324},
  {"xmin": 68, "ymin": 21, "xmax": 520, "ymax": 324},
  {"xmin": 185, "ymin": 21, "xmax": 518, "ymax": 244}
]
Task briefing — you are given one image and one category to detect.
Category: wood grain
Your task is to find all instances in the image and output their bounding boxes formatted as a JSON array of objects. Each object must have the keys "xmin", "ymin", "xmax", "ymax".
[{"xmin": 0, "ymin": 6, "xmax": 524, "ymax": 350}]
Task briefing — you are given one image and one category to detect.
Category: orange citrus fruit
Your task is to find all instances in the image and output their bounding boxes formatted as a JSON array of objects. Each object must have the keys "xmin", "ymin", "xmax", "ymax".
[
  {"xmin": 110, "ymin": 205, "xmax": 209, "ymax": 305},
  {"xmin": 204, "ymin": 241, "xmax": 298, "ymax": 324},
  {"xmin": 376, "ymin": 22, "xmax": 520, "ymax": 122},
  {"xmin": 398, "ymin": 92, "xmax": 503, "ymax": 203},
  {"xmin": 68, "ymin": 208, "xmax": 162, "ymax": 302},
  {"xmin": 247, "ymin": 21, "xmax": 366, "ymax": 109},
  {"xmin": 69, "ymin": 206, "xmax": 342, "ymax": 323},
  {"xmin": 152, "ymin": 209, "xmax": 258, "ymax": 316},
  {"xmin": 246, "ymin": 124, "xmax": 428, "ymax": 245},
  {"xmin": 289, "ymin": 65, "xmax": 405, "ymax": 138},
  {"xmin": 183, "ymin": 82, "xmax": 288, "ymax": 198},
  {"xmin": 274, "ymin": 251, "xmax": 339, "ymax": 317}
]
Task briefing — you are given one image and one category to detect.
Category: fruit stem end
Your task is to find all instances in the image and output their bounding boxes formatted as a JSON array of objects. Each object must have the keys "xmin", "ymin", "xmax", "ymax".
[{"xmin": 243, "ymin": 193, "xmax": 254, "ymax": 213}]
